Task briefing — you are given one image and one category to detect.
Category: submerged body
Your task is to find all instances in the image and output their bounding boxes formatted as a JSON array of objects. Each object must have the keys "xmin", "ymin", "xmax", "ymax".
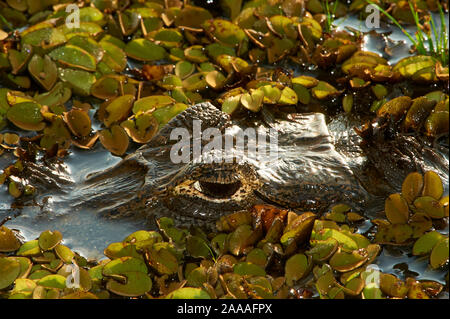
[{"xmin": 19, "ymin": 102, "xmax": 449, "ymax": 228}]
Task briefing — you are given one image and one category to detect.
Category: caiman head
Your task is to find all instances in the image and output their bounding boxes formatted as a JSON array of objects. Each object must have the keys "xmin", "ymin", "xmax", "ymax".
[{"xmin": 70, "ymin": 102, "xmax": 368, "ymax": 227}]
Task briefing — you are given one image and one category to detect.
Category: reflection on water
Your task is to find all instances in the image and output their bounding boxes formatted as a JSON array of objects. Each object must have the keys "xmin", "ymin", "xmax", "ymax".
[
  {"xmin": 0, "ymin": 13, "xmax": 448, "ymax": 286},
  {"xmin": 1, "ymin": 119, "xmax": 448, "ymax": 285},
  {"xmin": 376, "ymin": 245, "xmax": 449, "ymax": 291},
  {"xmin": 5, "ymin": 209, "xmax": 145, "ymax": 261},
  {"xmin": 0, "ymin": 143, "xmax": 148, "ymax": 260},
  {"xmin": 336, "ymin": 13, "xmax": 449, "ymax": 65}
]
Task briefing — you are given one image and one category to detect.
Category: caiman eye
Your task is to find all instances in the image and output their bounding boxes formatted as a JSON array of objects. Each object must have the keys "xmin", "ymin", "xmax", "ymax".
[{"xmin": 194, "ymin": 180, "xmax": 242, "ymax": 199}]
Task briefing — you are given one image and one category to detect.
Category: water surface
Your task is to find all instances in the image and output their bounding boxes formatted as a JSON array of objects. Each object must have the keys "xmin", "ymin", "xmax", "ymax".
[{"xmin": 0, "ymin": 13, "xmax": 448, "ymax": 286}]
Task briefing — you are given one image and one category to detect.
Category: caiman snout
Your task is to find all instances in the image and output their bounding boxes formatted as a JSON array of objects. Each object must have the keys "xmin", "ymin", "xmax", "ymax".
[{"xmin": 15, "ymin": 103, "xmax": 378, "ymax": 228}]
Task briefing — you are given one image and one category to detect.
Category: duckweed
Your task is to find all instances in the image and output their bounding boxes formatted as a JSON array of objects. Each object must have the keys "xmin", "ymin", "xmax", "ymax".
[{"xmin": 0, "ymin": 0, "xmax": 448, "ymax": 300}]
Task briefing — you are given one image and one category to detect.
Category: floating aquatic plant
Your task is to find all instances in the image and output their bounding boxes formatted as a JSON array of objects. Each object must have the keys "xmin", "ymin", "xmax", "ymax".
[{"xmin": 0, "ymin": 182, "xmax": 447, "ymax": 299}]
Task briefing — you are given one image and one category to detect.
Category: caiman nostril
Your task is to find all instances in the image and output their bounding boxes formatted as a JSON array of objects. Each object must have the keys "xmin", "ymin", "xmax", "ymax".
[{"xmin": 196, "ymin": 180, "xmax": 242, "ymax": 199}]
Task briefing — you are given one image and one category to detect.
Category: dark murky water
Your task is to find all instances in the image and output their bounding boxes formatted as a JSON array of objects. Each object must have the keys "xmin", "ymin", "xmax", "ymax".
[{"xmin": 0, "ymin": 14, "xmax": 448, "ymax": 286}]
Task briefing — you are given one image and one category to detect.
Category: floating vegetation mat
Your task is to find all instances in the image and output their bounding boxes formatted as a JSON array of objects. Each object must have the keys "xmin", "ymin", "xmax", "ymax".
[
  {"xmin": 0, "ymin": 172, "xmax": 448, "ymax": 299},
  {"xmin": 0, "ymin": 0, "xmax": 449, "ymax": 299}
]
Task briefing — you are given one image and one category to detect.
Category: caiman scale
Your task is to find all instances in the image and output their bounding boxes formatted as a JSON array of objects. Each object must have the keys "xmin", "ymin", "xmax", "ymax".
[{"xmin": 19, "ymin": 102, "xmax": 449, "ymax": 228}]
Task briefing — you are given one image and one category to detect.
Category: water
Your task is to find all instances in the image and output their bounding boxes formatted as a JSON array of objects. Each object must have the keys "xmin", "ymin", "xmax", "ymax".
[
  {"xmin": 1, "ymin": 144, "xmax": 145, "ymax": 260},
  {"xmin": 2, "ymin": 119, "xmax": 447, "ymax": 285},
  {"xmin": 0, "ymin": 11, "xmax": 448, "ymax": 286},
  {"xmin": 336, "ymin": 12, "xmax": 450, "ymax": 65}
]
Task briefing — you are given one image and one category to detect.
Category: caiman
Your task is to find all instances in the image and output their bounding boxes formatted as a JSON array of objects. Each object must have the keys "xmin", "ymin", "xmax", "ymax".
[{"xmin": 14, "ymin": 102, "xmax": 450, "ymax": 228}]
